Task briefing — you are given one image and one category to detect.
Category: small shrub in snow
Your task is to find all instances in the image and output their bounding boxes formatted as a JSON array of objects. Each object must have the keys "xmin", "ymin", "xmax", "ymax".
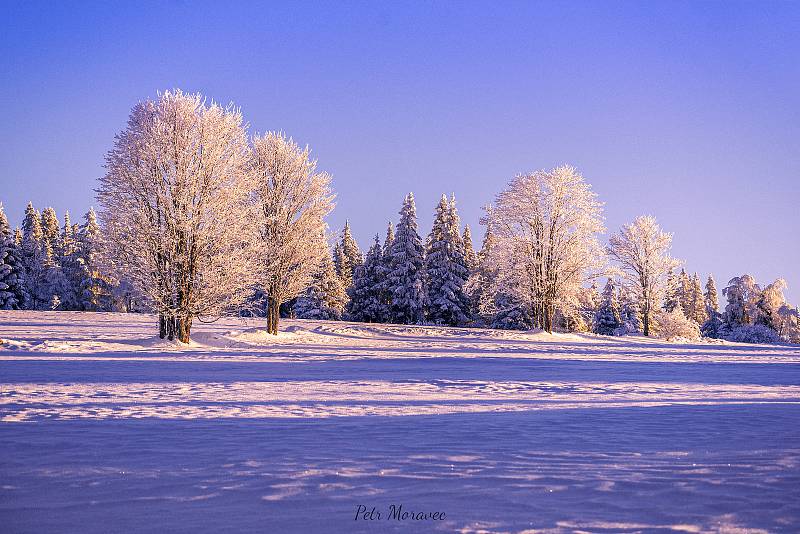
[
  {"xmin": 724, "ymin": 324, "xmax": 780, "ymax": 344},
  {"xmin": 653, "ymin": 307, "xmax": 700, "ymax": 341}
]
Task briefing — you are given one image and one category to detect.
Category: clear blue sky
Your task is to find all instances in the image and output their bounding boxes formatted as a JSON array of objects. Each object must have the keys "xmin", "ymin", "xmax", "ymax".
[{"xmin": 1, "ymin": 1, "xmax": 798, "ymax": 303}]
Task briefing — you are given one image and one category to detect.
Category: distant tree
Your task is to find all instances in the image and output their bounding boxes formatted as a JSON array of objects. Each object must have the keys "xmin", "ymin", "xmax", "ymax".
[
  {"xmin": 607, "ymin": 215, "xmax": 680, "ymax": 336},
  {"xmin": 654, "ymin": 305, "xmax": 700, "ymax": 341},
  {"xmin": 99, "ymin": 90, "xmax": 257, "ymax": 342},
  {"xmin": 295, "ymin": 239, "xmax": 346, "ymax": 321},
  {"xmin": 387, "ymin": 193, "xmax": 426, "ymax": 324},
  {"xmin": 250, "ymin": 131, "xmax": 335, "ymax": 335},
  {"xmin": 462, "ymin": 224, "xmax": 477, "ymax": 273},
  {"xmin": 689, "ymin": 273, "xmax": 708, "ymax": 325},
  {"xmin": 345, "ymin": 235, "xmax": 387, "ymax": 323},
  {"xmin": 704, "ymin": 275, "xmax": 719, "ymax": 315},
  {"xmin": 594, "ymin": 279, "xmax": 621, "ymax": 335},
  {"xmin": 483, "ymin": 166, "xmax": 604, "ymax": 333},
  {"xmin": 0, "ymin": 203, "xmax": 24, "ymax": 309},
  {"xmin": 722, "ymin": 275, "xmax": 760, "ymax": 328},
  {"xmin": 425, "ymin": 194, "xmax": 470, "ymax": 326},
  {"xmin": 76, "ymin": 208, "xmax": 113, "ymax": 311},
  {"xmin": 337, "ymin": 220, "xmax": 363, "ymax": 290},
  {"xmin": 20, "ymin": 202, "xmax": 49, "ymax": 309}
]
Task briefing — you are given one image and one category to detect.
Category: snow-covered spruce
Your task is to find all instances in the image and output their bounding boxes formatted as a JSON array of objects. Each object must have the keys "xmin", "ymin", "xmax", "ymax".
[
  {"xmin": 386, "ymin": 194, "xmax": 426, "ymax": 324},
  {"xmin": 345, "ymin": 234, "xmax": 388, "ymax": 323},
  {"xmin": 295, "ymin": 240, "xmax": 346, "ymax": 321},
  {"xmin": 0, "ymin": 203, "xmax": 25, "ymax": 309},
  {"xmin": 424, "ymin": 194, "xmax": 470, "ymax": 326}
]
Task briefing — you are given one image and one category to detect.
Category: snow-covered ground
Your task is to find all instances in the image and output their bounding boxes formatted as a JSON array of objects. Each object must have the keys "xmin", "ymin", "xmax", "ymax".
[{"xmin": 1, "ymin": 311, "xmax": 799, "ymax": 533}]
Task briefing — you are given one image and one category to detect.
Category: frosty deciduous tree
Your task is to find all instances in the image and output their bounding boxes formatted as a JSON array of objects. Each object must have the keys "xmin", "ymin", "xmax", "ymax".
[
  {"xmin": 607, "ymin": 215, "xmax": 680, "ymax": 337},
  {"xmin": 98, "ymin": 90, "xmax": 257, "ymax": 342},
  {"xmin": 483, "ymin": 165, "xmax": 604, "ymax": 333},
  {"xmin": 249, "ymin": 132, "xmax": 334, "ymax": 335}
]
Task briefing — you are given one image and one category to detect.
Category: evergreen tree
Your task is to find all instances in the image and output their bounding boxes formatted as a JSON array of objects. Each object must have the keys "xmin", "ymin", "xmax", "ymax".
[
  {"xmin": 77, "ymin": 208, "xmax": 112, "ymax": 311},
  {"xmin": 295, "ymin": 245, "xmax": 346, "ymax": 320},
  {"xmin": 663, "ymin": 271, "xmax": 679, "ymax": 312},
  {"xmin": 0, "ymin": 203, "xmax": 24, "ymax": 309},
  {"xmin": 387, "ymin": 193, "xmax": 426, "ymax": 324},
  {"xmin": 376, "ymin": 221, "xmax": 395, "ymax": 319},
  {"xmin": 465, "ymin": 223, "xmax": 497, "ymax": 325},
  {"xmin": 678, "ymin": 269, "xmax": 692, "ymax": 314},
  {"xmin": 41, "ymin": 207, "xmax": 60, "ymax": 252},
  {"xmin": 462, "ymin": 224, "xmax": 477, "ymax": 273},
  {"xmin": 332, "ymin": 242, "xmax": 345, "ymax": 282},
  {"xmin": 345, "ymin": 235, "xmax": 387, "ymax": 322},
  {"xmin": 594, "ymin": 279, "xmax": 621, "ymax": 335},
  {"xmin": 20, "ymin": 202, "xmax": 48, "ymax": 309},
  {"xmin": 336, "ymin": 220, "xmax": 363, "ymax": 289},
  {"xmin": 425, "ymin": 194, "xmax": 470, "ymax": 326},
  {"xmin": 57, "ymin": 212, "xmax": 81, "ymax": 309},
  {"xmin": 705, "ymin": 275, "xmax": 719, "ymax": 315},
  {"xmin": 490, "ymin": 291, "xmax": 532, "ymax": 330},
  {"xmin": 690, "ymin": 273, "xmax": 708, "ymax": 325},
  {"xmin": 617, "ymin": 284, "xmax": 642, "ymax": 334}
]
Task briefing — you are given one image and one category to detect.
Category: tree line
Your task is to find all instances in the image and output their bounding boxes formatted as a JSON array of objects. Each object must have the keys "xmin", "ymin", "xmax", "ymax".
[{"xmin": 0, "ymin": 89, "xmax": 796, "ymax": 344}]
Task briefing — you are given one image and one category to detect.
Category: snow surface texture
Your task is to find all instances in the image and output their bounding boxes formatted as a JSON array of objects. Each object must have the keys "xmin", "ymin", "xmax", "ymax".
[{"xmin": 1, "ymin": 311, "xmax": 799, "ymax": 533}]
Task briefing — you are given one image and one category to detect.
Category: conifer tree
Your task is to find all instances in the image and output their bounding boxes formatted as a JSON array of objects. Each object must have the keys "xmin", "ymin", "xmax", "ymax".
[
  {"xmin": 425, "ymin": 194, "xmax": 470, "ymax": 326},
  {"xmin": 332, "ymin": 241, "xmax": 345, "ymax": 282},
  {"xmin": 77, "ymin": 208, "xmax": 113, "ymax": 311},
  {"xmin": 376, "ymin": 221, "xmax": 395, "ymax": 319},
  {"xmin": 345, "ymin": 235, "xmax": 387, "ymax": 322},
  {"xmin": 690, "ymin": 273, "xmax": 708, "ymax": 325},
  {"xmin": 41, "ymin": 207, "xmax": 60, "ymax": 254},
  {"xmin": 0, "ymin": 203, "xmax": 24, "ymax": 309},
  {"xmin": 465, "ymin": 223, "xmax": 497, "ymax": 324},
  {"xmin": 295, "ymin": 244, "xmax": 346, "ymax": 320},
  {"xmin": 594, "ymin": 279, "xmax": 621, "ymax": 335},
  {"xmin": 20, "ymin": 202, "xmax": 48, "ymax": 309},
  {"xmin": 663, "ymin": 271, "xmax": 679, "ymax": 312},
  {"xmin": 57, "ymin": 212, "xmax": 81, "ymax": 309},
  {"xmin": 387, "ymin": 193, "xmax": 426, "ymax": 324},
  {"xmin": 336, "ymin": 220, "xmax": 363, "ymax": 290},
  {"xmin": 462, "ymin": 224, "xmax": 477, "ymax": 273},
  {"xmin": 705, "ymin": 275, "xmax": 719, "ymax": 314},
  {"xmin": 678, "ymin": 269, "xmax": 692, "ymax": 314}
]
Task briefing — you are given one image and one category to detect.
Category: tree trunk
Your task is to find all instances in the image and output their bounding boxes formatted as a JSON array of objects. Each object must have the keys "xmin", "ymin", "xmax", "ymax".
[
  {"xmin": 643, "ymin": 309, "xmax": 650, "ymax": 337},
  {"xmin": 266, "ymin": 297, "xmax": 280, "ymax": 335},
  {"xmin": 160, "ymin": 314, "xmax": 178, "ymax": 341},
  {"xmin": 177, "ymin": 314, "xmax": 191, "ymax": 344}
]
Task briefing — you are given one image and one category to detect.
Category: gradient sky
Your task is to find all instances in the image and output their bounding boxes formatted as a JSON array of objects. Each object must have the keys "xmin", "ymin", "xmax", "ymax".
[{"xmin": 1, "ymin": 1, "xmax": 798, "ymax": 303}]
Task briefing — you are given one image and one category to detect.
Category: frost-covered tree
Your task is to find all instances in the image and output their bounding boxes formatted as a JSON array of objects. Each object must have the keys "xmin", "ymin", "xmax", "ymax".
[
  {"xmin": 387, "ymin": 193, "xmax": 426, "ymax": 324},
  {"xmin": 705, "ymin": 275, "xmax": 719, "ymax": 315},
  {"xmin": 76, "ymin": 208, "xmax": 113, "ymax": 311},
  {"xmin": 99, "ymin": 90, "xmax": 257, "ymax": 342},
  {"xmin": 55, "ymin": 211, "xmax": 82, "ymax": 310},
  {"xmin": 654, "ymin": 305, "xmax": 700, "ymax": 341},
  {"xmin": 689, "ymin": 273, "xmax": 708, "ymax": 325},
  {"xmin": 755, "ymin": 278, "xmax": 788, "ymax": 331},
  {"xmin": 722, "ymin": 275, "xmax": 760, "ymax": 328},
  {"xmin": 425, "ymin": 194, "xmax": 470, "ymax": 326},
  {"xmin": 663, "ymin": 271, "xmax": 679, "ymax": 312},
  {"xmin": 295, "ymin": 239, "xmax": 346, "ymax": 320},
  {"xmin": 465, "ymin": 222, "xmax": 497, "ymax": 325},
  {"xmin": 607, "ymin": 215, "xmax": 680, "ymax": 336},
  {"xmin": 375, "ymin": 221, "xmax": 395, "ymax": 318},
  {"xmin": 250, "ymin": 131, "xmax": 335, "ymax": 335},
  {"xmin": 483, "ymin": 166, "xmax": 604, "ymax": 333},
  {"xmin": 41, "ymin": 207, "xmax": 60, "ymax": 254},
  {"xmin": 594, "ymin": 279, "xmax": 621, "ymax": 335},
  {"xmin": 336, "ymin": 220, "xmax": 363, "ymax": 290},
  {"xmin": 462, "ymin": 224, "xmax": 477, "ymax": 273},
  {"xmin": 677, "ymin": 269, "xmax": 692, "ymax": 316},
  {"xmin": 346, "ymin": 235, "xmax": 387, "ymax": 323},
  {"xmin": 0, "ymin": 203, "xmax": 24, "ymax": 309},
  {"xmin": 20, "ymin": 202, "xmax": 49, "ymax": 309},
  {"xmin": 617, "ymin": 285, "xmax": 642, "ymax": 335}
]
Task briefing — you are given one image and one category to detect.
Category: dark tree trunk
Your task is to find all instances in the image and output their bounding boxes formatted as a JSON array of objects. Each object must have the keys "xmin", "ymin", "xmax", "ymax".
[
  {"xmin": 266, "ymin": 297, "xmax": 281, "ymax": 335},
  {"xmin": 177, "ymin": 315, "xmax": 191, "ymax": 344}
]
